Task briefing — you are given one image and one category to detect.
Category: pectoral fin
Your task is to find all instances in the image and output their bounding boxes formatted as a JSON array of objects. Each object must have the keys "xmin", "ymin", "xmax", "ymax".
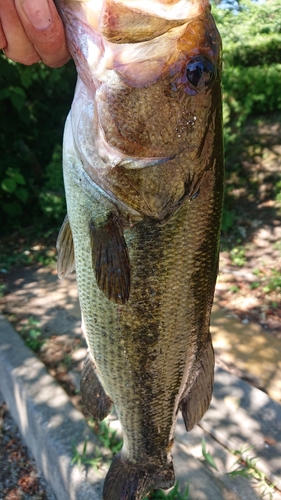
[
  {"xmin": 180, "ymin": 340, "xmax": 214, "ymax": 431},
  {"xmin": 89, "ymin": 214, "xmax": 130, "ymax": 304},
  {"xmin": 80, "ymin": 353, "xmax": 112, "ymax": 421},
  {"xmin": 56, "ymin": 215, "xmax": 75, "ymax": 279}
]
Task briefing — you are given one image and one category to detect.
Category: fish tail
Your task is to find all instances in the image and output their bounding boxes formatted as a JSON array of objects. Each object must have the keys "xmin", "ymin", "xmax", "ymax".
[{"xmin": 102, "ymin": 452, "xmax": 175, "ymax": 500}]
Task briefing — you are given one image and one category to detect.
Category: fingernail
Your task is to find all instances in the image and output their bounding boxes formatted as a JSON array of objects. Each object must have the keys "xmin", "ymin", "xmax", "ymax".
[{"xmin": 22, "ymin": 0, "xmax": 53, "ymax": 30}]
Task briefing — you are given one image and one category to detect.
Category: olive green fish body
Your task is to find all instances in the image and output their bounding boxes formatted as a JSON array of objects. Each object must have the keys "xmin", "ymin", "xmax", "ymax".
[{"xmin": 56, "ymin": 1, "xmax": 224, "ymax": 498}]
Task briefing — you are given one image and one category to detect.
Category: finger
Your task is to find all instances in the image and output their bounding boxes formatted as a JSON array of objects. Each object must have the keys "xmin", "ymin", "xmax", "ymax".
[
  {"xmin": 15, "ymin": 0, "xmax": 70, "ymax": 68},
  {"xmin": 0, "ymin": 18, "xmax": 7, "ymax": 50},
  {"xmin": 0, "ymin": 0, "xmax": 40, "ymax": 64}
]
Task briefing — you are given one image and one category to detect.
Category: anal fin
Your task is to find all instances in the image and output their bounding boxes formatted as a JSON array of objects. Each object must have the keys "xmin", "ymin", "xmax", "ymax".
[
  {"xmin": 180, "ymin": 340, "xmax": 214, "ymax": 431},
  {"xmin": 89, "ymin": 213, "xmax": 130, "ymax": 304},
  {"xmin": 80, "ymin": 352, "xmax": 112, "ymax": 421},
  {"xmin": 56, "ymin": 214, "xmax": 75, "ymax": 279}
]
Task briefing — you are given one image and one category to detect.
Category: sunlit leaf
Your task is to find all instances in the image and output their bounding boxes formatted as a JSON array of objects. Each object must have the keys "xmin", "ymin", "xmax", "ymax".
[
  {"xmin": 202, "ymin": 438, "xmax": 218, "ymax": 471},
  {"xmin": 1, "ymin": 177, "xmax": 16, "ymax": 193},
  {"xmin": 15, "ymin": 187, "xmax": 28, "ymax": 203}
]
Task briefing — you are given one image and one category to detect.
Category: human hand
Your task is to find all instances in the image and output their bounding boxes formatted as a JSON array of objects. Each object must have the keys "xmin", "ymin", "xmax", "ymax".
[{"xmin": 0, "ymin": 0, "xmax": 70, "ymax": 67}]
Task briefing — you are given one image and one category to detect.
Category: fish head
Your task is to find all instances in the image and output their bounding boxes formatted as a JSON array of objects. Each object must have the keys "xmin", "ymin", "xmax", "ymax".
[{"xmin": 58, "ymin": 0, "xmax": 223, "ymax": 218}]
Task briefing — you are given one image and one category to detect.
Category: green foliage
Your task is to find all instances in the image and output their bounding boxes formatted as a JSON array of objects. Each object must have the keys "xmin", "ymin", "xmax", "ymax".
[
  {"xmin": 221, "ymin": 206, "xmax": 235, "ymax": 234},
  {"xmin": 0, "ymin": 282, "xmax": 7, "ymax": 298},
  {"xmin": 213, "ymin": 0, "xmax": 281, "ymax": 45},
  {"xmin": 275, "ymin": 179, "xmax": 281, "ymax": 207},
  {"xmin": 144, "ymin": 483, "xmax": 189, "ymax": 500},
  {"xmin": 71, "ymin": 436, "xmax": 102, "ymax": 470},
  {"xmin": 19, "ymin": 316, "xmax": 44, "ymax": 352},
  {"xmin": 96, "ymin": 420, "xmax": 123, "ymax": 455},
  {"xmin": 223, "ymin": 64, "xmax": 281, "ymax": 133},
  {"xmin": 213, "ymin": 0, "xmax": 281, "ymax": 238},
  {"xmin": 38, "ymin": 144, "xmax": 66, "ymax": 222},
  {"xmin": 0, "ymin": 55, "xmax": 76, "ymax": 235},
  {"xmin": 71, "ymin": 420, "xmax": 123, "ymax": 472},
  {"xmin": 230, "ymin": 246, "xmax": 246, "ymax": 267},
  {"xmin": 1, "ymin": 167, "xmax": 27, "ymax": 202},
  {"xmin": 212, "ymin": 0, "xmax": 281, "ymax": 153},
  {"xmin": 228, "ymin": 447, "xmax": 275, "ymax": 499},
  {"xmin": 226, "ymin": 35, "xmax": 281, "ymax": 67},
  {"xmin": 262, "ymin": 269, "xmax": 281, "ymax": 294},
  {"xmin": 201, "ymin": 437, "xmax": 218, "ymax": 470}
]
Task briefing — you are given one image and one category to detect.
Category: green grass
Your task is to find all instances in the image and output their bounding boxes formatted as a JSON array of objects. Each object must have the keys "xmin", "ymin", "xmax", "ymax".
[
  {"xmin": 230, "ymin": 246, "xmax": 247, "ymax": 267},
  {"xmin": 262, "ymin": 269, "xmax": 281, "ymax": 293},
  {"xmin": 96, "ymin": 419, "xmax": 123, "ymax": 455},
  {"xmin": 228, "ymin": 447, "xmax": 276, "ymax": 499},
  {"xmin": 71, "ymin": 436, "xmax": 102, "ymax": 470},
  {"xmin": 144, "ymin": 483, "xmax": 189, "ymax": 499},
  {"xmin": 19, "ymin": 316, "xmax": 44, "ymax": 352}
]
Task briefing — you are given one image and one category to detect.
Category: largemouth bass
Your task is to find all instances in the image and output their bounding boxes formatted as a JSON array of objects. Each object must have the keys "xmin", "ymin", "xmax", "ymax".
[{"xmin": 55, "ymin": 1, "xmax": 224, "ymax": 498}]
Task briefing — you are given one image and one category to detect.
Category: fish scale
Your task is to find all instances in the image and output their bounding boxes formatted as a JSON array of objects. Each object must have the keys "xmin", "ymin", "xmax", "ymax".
[
  {"xmin": 62, "ymin": 115, "xmax": 222, "ymax": 446},
  {"xmin": 55, "ymin": 1, "xmax": 224, "ymax": 498}
]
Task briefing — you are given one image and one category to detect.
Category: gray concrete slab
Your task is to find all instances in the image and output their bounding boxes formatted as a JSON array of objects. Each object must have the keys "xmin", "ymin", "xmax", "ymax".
[
  {"xmin": 175, "ymin": 418, "xmax": 280, "ymax": 500},
  {"xmin": 0, "ymin": 314, "xmax": 104, "ymax": 500},
  {"xmin": 174, "ymin": 441, "xmax": 251, "ymax": 500},
  {"xmin": 201, "ymin": 368, "xmax": 281, "ymax": 490}
]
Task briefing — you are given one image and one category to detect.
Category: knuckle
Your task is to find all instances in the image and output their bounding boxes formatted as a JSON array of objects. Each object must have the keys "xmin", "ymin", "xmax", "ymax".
[{"xmin": 4, "ymin": 47, "xmax": 40, "ymax": 65}]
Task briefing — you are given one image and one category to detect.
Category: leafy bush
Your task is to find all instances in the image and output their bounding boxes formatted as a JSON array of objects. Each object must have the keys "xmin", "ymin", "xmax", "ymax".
[
  {"xmin": 212, "ymin": 0, "xmax": 281, "ymax": 149},
  {"xmin": 223, "ymin": 63, "xmax": 281, "ymax": 146},
  {"xmin": 212, "ymin": 0, "xmax": 281, "ymax": 234},
  {"xmin": 38, "ymin": 144, "xmax": 66, "ymax": 221},
  {"xmin": 0, "ymin": 55, "xmax": 76, "ymax": 235}
]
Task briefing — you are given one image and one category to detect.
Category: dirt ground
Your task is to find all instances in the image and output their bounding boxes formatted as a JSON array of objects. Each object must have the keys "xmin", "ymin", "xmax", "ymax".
[
  {"xmin": 0, "ymin": 394, "xmax": 56, "ymax": 500},
  {"xmin": 216, "ymin": 113, "xmax": 281, "ymax": 335}
]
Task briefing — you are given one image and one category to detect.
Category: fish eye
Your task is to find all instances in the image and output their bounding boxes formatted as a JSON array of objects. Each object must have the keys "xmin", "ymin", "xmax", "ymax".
[{"xmin": 185, "ymin": 56, "xmax": 215, "ymax": 91}]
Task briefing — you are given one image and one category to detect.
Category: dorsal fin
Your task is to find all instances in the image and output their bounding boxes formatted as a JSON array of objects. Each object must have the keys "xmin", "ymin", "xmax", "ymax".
[{"xmin": 100, "ymin": 0, "xmax": 184, "ymax": 43}]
